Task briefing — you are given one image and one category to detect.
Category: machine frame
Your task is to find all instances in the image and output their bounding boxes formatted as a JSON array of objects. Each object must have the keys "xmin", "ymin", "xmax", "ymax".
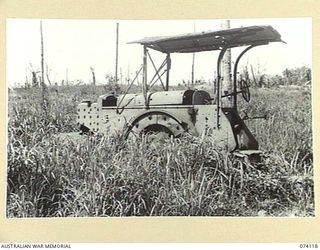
[{"xmin": 77, "ymin": 25, "xmax": 283, "ymax": 154}]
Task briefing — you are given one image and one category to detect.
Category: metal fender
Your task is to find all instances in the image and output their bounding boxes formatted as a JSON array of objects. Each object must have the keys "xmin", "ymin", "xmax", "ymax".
[{"xmin": 124, "ymin": 110, "xmax": 192, "ymax": 138}]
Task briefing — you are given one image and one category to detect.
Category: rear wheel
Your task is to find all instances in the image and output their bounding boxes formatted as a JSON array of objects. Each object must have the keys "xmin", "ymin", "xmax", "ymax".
[
  {"xmin": 125, "ymin": 111, "xmax": 185, "ymax": 141},
  {"xmin": 142, "ymin": 124, "xmax": 173, "ymax": 142}
]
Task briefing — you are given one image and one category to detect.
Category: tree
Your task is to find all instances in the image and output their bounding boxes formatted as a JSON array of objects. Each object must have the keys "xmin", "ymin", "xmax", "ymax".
[
  {"xmin": 46, "ymin": 64, "xmax": 52, "ymax": 85},
  {"xmin": 90, "ymin": 67, "xmax": 96, "ymax": 85},
  {"xmin": 40, "ymin": 21, "xmax": 49, "ymax": 115},
  {"xmin": 282, "ymin": 66, "xmax": 311, "ymax": 86}
]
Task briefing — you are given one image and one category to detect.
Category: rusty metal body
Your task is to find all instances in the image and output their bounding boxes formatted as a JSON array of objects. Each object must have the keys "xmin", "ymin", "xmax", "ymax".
[
  {"xmin": 77, "ymin": 89, "xmax": 258, "ymax": 151},
  {"xmin": 77, "ymin": 25, "xmax": 283, "ymax": 153}
]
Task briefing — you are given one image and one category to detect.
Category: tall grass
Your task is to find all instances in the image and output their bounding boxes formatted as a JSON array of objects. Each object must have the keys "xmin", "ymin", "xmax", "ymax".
[{"xmin": 7, "ymin": 85, "xmax": 314, "ymax": 217}]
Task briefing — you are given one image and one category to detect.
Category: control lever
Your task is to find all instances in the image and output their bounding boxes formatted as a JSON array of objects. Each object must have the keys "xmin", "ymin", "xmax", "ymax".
[{"xmin": 242, "ymin": 111, "xmax": 267, "ymax": 121}]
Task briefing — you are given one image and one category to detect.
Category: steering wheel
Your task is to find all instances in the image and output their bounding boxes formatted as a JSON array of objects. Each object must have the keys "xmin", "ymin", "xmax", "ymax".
[{"xmin": 239, "ymin": 78, "xmax": 251, "ymax": 102}]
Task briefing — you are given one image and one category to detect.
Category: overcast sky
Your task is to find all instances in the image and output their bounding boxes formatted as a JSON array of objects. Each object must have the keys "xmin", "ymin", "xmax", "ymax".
[{"xmin": 6, "ymin": 18, "xmax": 311, "ymax": 86}]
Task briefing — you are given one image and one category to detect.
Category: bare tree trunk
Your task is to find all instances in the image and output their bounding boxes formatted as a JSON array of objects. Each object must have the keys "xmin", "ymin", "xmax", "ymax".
[
  {"xmin": 40, "ymin": 21, "xmax": 48, "ymax": 115},
  {"xmin": 115, "ymin": 22, "xmax": 119, "ymax": 84},
  {"xmin": 90, "ymin": 67, "xmax": 96, "ymax": 85},
  {"xmin": 46, "ymin": 64, "xmax": 52, "ymax": 85},
  {"xmin": 220, "ymin": 20, "xmax": 232, "ymax": 107},
  {"xmin": 126, "ymin": 65, "xmax": 130, "ymax": 85},
  {"xmin": 40, "ymin": 21, "xmax": 45, "ymax": 87},
  {"xmin": 32, "ymin": 71, "xmax": 38, "ymax": 88},
  {"xmin": 250, "ymin": 65, "xmax": 257, "ymax": 87},
  {"xmin": 25, "ymin": 75, "xmax": 30, "ymax": 89},
  {"xmin": 120, "ymin": 67, "xmax": 123, "ymax": 84},
  {"xmin": 191, "ymin": 22, "xmax": 195, "ymax": 86},
  {"xmin": 66, "ymin": 68, "xmax": 69, "ymax": 85}
]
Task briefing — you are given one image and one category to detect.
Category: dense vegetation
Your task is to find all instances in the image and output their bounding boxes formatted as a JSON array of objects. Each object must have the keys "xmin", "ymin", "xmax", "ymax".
[
  {"xmin": 7, "ymin": 83, "xmax": 313, "ymax": 217},
  {"xmin": 246, "ymin": 66, "xmax": 311, "ymax": 88}
]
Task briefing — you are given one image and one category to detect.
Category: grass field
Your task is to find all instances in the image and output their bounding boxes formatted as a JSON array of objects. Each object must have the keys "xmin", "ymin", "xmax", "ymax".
[{"xmin": 6, "ymin": 84, "xmax": 314, "ymax": 217}]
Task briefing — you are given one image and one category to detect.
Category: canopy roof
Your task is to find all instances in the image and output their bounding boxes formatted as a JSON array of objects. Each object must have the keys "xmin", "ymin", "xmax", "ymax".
[{"xmin": 129, "ymin": 25, "xmax": 282, "ymax": 53}]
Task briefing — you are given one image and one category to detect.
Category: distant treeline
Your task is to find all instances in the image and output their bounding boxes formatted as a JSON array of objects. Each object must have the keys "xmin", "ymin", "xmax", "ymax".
[
  {"xmin": 13, "ymin": 66, "xmax": 311, "ymax": 89},
  {"xmin": 249, "ymin": 66, "xmax": 311, "ymax": 88}
]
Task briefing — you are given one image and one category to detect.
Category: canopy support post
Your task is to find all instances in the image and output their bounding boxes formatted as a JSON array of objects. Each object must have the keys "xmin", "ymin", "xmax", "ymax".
[
  {"xmin": 166, "ymin": 53, "xmax": 171, "ymax": 91},
  {"xmin": 142, "ymin": 45, "xmax": 148, "ymax": 108}
]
